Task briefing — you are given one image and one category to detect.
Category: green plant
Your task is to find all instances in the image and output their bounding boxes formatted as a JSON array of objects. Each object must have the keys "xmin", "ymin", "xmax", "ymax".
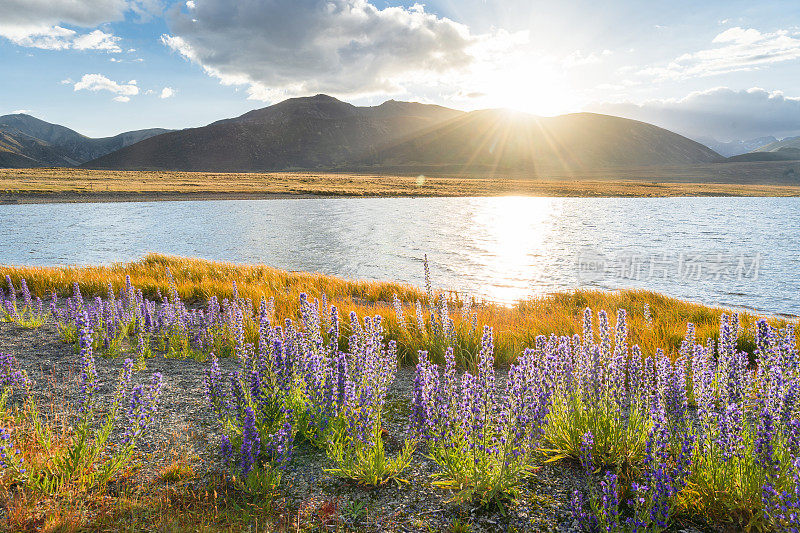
[{"xmin": 325, "ymin": 424, "xmax": 415, "ymax": 486}]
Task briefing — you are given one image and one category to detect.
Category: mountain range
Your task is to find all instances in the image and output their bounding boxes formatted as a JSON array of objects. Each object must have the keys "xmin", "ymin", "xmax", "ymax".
[
  {"xmin": 5, "ymin": 94, "xmax": 795, "ymax": 173},
  {"xmin": 0, "ymin": 114, "xmax": 170, "ymax": 167},
  {"xmin": 694, "ymin": 136, "xmax": 779, "ymax": 158}
]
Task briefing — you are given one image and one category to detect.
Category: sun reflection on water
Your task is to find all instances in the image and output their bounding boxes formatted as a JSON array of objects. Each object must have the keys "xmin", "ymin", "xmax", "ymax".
[{"xmin": 468, "ymin": 196, "xmax": 561, "ymax": 304}]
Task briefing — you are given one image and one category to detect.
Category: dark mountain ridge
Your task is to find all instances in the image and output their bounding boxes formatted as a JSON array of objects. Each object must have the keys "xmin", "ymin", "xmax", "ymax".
[
  {"xmin": 85, "ymin": 95, "xmax": 723, "ymax": 173},
  {"xmin": 0, "ymin": 113, "xmax": 171, "ymax": 167}
]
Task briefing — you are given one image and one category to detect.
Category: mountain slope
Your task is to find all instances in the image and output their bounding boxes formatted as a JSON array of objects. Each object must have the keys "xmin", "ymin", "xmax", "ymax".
[
  {"xmin": 359, "ymin": 110, "xmax": 723, "ymax": 173},
  {"xmin": 86, "ymin": 95, "xmax": 464, "ymax": 171},
  {"xmin": 0, "ymin": 114, "xmax": 171, "ymax": 167},
  {"xmin": 0, "ymin": 130, "xmax": 76, "ymax": 167},
  {"xmin": 87, "ymin": 96, "xmax": 722, "ymax": 172},
  {"xmin": 753, "ymin": 136, "xmax": 800, "ymax": 153},
  {"xmin": 695, "ymin": 136, "xmax": 778, "ymax": 157}
]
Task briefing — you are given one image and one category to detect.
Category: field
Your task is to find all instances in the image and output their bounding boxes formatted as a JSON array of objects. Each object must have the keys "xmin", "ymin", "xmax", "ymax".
[
  {"xmin": 0, "ymin": 255, "xmax": 798, "ymax": 532},
  {"xmin": 1, "ymin": 166, "xmax": 800, "ymax": 204}
]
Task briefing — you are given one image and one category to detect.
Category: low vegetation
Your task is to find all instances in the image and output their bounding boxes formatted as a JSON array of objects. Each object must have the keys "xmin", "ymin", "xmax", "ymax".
[
  {"xmin": 2, "ymin": 254, "xmax": 794, "ymax": 368},
  {"xmin": 2, "ymin": 167, "xmax": 800, "ymax": 203},
  {"xmin": 0, "ymin": 256, "xmax": 798, "ymax": 531}
]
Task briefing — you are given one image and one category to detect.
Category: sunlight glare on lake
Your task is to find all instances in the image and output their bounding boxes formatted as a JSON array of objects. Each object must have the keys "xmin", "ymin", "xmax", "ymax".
[{"xmin": 468, "ymin": 196, "xmax": 561, "ymax": 303}]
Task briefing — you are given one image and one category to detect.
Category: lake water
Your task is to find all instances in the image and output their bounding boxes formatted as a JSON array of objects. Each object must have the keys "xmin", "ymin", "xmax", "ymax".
[{"xmin": 1, "ymin": 197, "xmax": 798, "ymax": 316}]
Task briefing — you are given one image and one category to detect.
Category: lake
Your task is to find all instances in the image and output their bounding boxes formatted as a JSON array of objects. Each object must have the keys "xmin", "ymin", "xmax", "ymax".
[{"xmin": 1, "ymin": 196, "xmax": 798, "ymax": 316}]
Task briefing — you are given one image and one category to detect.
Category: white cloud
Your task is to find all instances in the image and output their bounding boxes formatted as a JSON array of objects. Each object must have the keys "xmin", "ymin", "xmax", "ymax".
[
  {"xmin": 11, "ymin": 109, "xmax": 31, "ymax": 114},
  {"xmin": 0, "ymin": 0, "xmax": 129, "ymax": 27},
  {"xmin": 60, "ymin": 78, "xmax": 73, "ymax": 84},
  {"xmin": 0, "ymin": 25, "xmax": 76, "ymax": 50},
  {"xmin": 591, "ymin": 86, "xmax": 800, "ymax": 140},
  {"xmin": 0, "ymin": 24, "xmax": 122, "ymax": 52},
  {"xmin": 74, "ymin": 73, "xmax": 140, "ymax": 101},
  {"xmin": 0, "ymin": 0, "xmax": 159, "ymax": 51},
  {"xmin": 186, "ymin": 1, "xmax": 195, "ymax": 8},
  {"xmin": 73, "ymin": 29, "xmax": 121, "ymax": 52},
  {"xmin": 160, "ymin": 0, "xmax": 520, "ymax": 101},
  {"xmin": 563, "ymin": 49, "xmax": 612, "ymax": 68},
  {"xmin": 160, "ymin": 87, "xmax": 175, "ymax": 99},
  {"xmin": 639, "ymin": 26, "xmax": 800, "ymax": 80}
]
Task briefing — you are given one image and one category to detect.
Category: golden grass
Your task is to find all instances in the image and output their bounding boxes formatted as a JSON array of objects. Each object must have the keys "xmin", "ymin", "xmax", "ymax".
[
  {"xmin": 0, "ymin": 404, "xmax": 284, "ymax": 532},
  {"xmin": 1, "ymin": 254, "xmax": 796, "ymax": 365},
  {"xmin": 2, "ymin": 167, "xmax": 800, "ymax": 201}
]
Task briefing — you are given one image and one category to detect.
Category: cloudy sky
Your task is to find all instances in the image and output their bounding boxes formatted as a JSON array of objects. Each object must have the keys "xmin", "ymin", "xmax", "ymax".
[{"xmin": 2, "ymin": 0, "xmax": 799, "ymax": 141}]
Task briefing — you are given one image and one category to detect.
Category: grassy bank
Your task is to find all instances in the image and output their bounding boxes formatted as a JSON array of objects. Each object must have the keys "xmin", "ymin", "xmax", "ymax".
[
  {"xmin": 2, "ymin": 255, "xmax": 800, "ymax": 532},
  {"xmin": 2, "ymin": 168, "xmax": 800, "ymax": 203},
  {"xmin": 1, "ymin": 254, "xmax": 795, "ymax": 366}
]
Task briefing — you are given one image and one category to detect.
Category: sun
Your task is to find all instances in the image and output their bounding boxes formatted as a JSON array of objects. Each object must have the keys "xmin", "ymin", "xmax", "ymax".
[{"xmin": 469, "ymin": 56, "xmax": 579, "ymax": 117}]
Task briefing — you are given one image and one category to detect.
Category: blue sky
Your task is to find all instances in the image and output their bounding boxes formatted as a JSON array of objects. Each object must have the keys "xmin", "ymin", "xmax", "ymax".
[{"xmin": 2, "ymin": 0, "xmax": 800, "ymax": 141}]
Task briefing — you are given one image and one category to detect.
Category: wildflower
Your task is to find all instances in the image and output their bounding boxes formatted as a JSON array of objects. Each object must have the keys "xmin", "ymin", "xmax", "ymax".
[
  {"xmin": 77, "ymin": 311, "xmax": 98, "ymax": 413},
  {"xmin": 240, "ymin": 406, "xmax": 260, "ymax": 476}
]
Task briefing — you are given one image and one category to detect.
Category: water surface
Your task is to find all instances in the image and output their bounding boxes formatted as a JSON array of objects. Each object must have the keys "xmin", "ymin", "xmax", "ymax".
[{"xmin": 1, "ymin": 197, "xmax": 798, "ymax": 316}]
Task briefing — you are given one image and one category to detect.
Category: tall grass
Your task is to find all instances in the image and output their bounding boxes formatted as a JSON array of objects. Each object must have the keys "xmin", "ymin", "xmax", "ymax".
[{"xmin": 1, "ymin": 254, "xmax": 796, "ymax": 366}]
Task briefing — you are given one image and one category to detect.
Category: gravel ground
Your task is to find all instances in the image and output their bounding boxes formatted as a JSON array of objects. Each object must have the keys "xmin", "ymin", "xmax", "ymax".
[{"xmin": 0, "ymin": 319, "xmax": 710, "ymax": 533}]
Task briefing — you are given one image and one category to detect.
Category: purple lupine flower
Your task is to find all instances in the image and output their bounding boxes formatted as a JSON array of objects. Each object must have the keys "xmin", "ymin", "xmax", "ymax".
[
  {"xmin": 20, "ymin": 279, "xmax": 32, "ymax": 311},
  {"xmin": 599, "ymin": 471, "xmax": 620, "ymax": 528},
  {"xmin": 266, "ymin": 408, "xmax": 295, "ymax": 470},
  {"xmin": 0, "ymin": 427, "xmax": 23, "ymax": 474},
  {"xmin": 220, "ymin": 434, "xmax": 233, "ymax": 463},
  {"xmin": 715, "ymin": 401, "xmax": 744, "ymax": 462},
  {"xmin": 240, "ymin": 406, "xmax": 260, "ymax": 476},
  {"xmin": 754, "ymin": 407, "xmax": 777, "ymax": 471},
  {"xmin": 580, "ymin": 431, "xmax": 594, "ymax": 473},
  {"xmin": 0, "ymin": 352, "xmax": 30, "ymax": 391},
  {"xmin": 121, "ymin": 372, "xmax": 164, "ymax": 446},
  {"xmin": 571, "ymin": 490, "xmax": 597, "ymax": 532},
  {"xmin": 115, "ymin": 358, "xmax": 134, "ymax": 402},
  {"xmin": 411, "ymin": 350, "xmax": 440, "ymax": 441},
  {"xmin": 5, "ymin": 276, "xmax": 15, "ymax": 307},
  {"xmin": 77, "ymin": 311, "xmax": 98, "ymax": 413}
]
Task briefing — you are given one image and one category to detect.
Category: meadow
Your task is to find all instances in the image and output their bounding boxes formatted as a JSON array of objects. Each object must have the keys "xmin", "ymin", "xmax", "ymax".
[
  {"xmin": 0, "ymin": 254, "xmax": 798, "ymax": 531},
  {"xmin": 2, "ymin": 167, "xmax": 800, "ymax": 204}
]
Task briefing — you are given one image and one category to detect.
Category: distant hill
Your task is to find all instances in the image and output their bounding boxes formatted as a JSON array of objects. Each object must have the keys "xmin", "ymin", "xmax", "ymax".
[
  {"xmin": 753, "ymin": 136, "xmax": 800, "ymax": 153},
  {"xmin": 86, "ymin": 95, "xmax": 464, "ymax": 171},
  {"xmin": 358, "ymin": 110, "xmax": 723, "ymax": 173},
  {"xmin": 727, "ymin": 136, "xmax": 800, "ymax": 162},
  {"xmin": 696, "ymin": 136, "xmax": 778, "ymax": 157},
  {"xmin": 86, "ymin": 95, "xmax": 722, "ymax": 172},
  {"xmin": 0, "ymin": 113, "xmax": 170, "ymax": 168}
]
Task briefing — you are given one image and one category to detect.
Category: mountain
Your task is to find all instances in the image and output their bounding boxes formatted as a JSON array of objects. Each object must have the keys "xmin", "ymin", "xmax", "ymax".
[
  {"xmin": 0, "ymin": 113, "xmax": 171, "ymax": 167},
  {"xmin": 86, "ymin": 96, "xmax": 722, "ymax": 172},
  {"xmin": 753, "ymin": 136, "xmax": 800, "ymax": 153},
  {"xmin": 86, "ymin": 95, "xmax": 463, "ymax": 171},
  {"xmin": 0, "ymin": 130, "xmax": 74, "ymax": 167},
  {"xmin": 726, "ymin": 136, "xmax": 800, "ymax": 162},
  {"xmin": 358, "ymin": 109, "xmax": 723, "ymax": 173},
  {"xmin": 695, "ymin": 136, "xmax": 778, "ymax": 157}
]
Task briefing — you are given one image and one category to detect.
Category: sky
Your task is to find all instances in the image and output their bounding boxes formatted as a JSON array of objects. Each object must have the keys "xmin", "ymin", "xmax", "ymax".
[{"xmin": 1, "ymin": 0, "xmax": 800, "ymax": 141}]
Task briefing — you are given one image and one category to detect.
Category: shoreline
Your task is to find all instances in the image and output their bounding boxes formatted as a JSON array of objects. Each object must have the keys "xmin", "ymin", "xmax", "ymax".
[
  {"xmin": 3, "ymin": 185, "xmax": 800, "ymax": 205},
  {"xmin": 1, "ymin": 167, "xmax": 800, "ymax": 204}
]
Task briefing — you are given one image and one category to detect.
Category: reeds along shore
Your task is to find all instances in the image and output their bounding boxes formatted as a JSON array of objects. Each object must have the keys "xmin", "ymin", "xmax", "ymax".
[{"xmin": 1, "ymin": 253, "xmax": 796, "ymax": 367}]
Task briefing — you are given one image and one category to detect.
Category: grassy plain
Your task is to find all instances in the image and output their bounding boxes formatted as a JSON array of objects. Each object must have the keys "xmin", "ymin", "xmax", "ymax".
[{"xmin": 1, "ymin": 167, "xmax": 799, "ymax": 203}]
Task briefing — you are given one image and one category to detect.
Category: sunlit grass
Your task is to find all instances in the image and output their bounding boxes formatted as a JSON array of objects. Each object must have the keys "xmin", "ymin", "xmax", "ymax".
[
  {"xmin": 2, "ymin": 167, "xmax": 800, "ymax": 200},
  {"xmin": 1, "ymin": 253, "xmax": 796, "ymax": 366}
]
